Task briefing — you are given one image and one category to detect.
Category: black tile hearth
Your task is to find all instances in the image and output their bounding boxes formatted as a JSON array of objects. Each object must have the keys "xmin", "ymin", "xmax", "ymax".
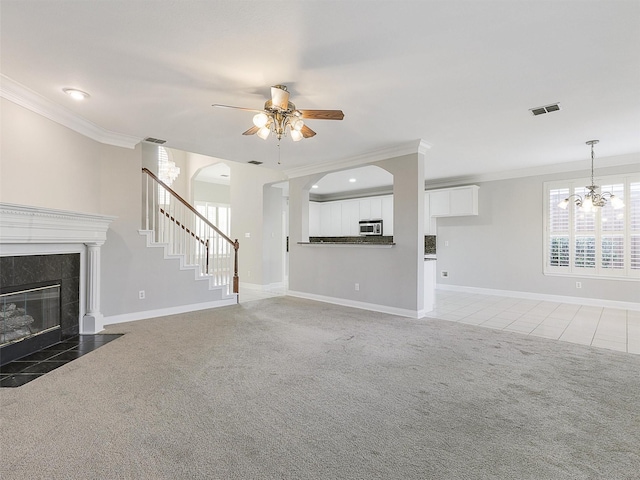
[{"xmin": 0, "ymin": 334, "xmax": 122, "ymax": 388}]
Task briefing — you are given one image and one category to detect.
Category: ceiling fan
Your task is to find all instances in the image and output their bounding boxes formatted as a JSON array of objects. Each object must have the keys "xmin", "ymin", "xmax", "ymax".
[{"xmin": 213, "ymin": 85, "xmax": 344, "ymax": 142}]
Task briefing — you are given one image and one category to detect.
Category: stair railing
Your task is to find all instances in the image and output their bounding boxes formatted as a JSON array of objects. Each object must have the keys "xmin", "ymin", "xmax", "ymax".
[{"xmin": 141, "ymin": 168, "xmax": 239, "ymax": 298}]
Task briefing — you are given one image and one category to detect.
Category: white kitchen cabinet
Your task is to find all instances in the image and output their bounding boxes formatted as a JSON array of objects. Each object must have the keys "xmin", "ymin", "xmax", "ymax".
[
  {"xmin": 309, "ymin": 202, "xmax": 320, "ymax": 236},
  {"xmin": 330, "ymin": 203, "xmax": 342, "ymax": 236},
  {"xmin": 359, "ymin": 199, "xmax": 371, "ymax": 221},
  {"xmin": 381, "ymin": 196, "xmax": 393, "ymax": 235},
  {"xmin": 370, "ymin": 197, "xmax": 382, "ymax": 219},
  {"xmin": 311, "ymin": 194, "xmax": 394, "ymax": 236},
  {"xmin": 319, "ymin": 203, "xmax": 332, "ymax": 235},
  {"xmin": 429, "ymin": 190, "xmax": 450, "ymax": 216},
  {"xmin": 426, "ymin": 185, "xmax": 479, "ymax": 217},
  {"xmin": 342, "ymin": 200, "xmax": 360, "ymax": 236}
]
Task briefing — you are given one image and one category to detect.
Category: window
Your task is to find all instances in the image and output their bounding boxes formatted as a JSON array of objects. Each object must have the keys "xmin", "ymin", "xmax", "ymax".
[
  {"xmin": 157, "ymin": 146, "xmax": 180, "ymax": 204},
  {"xmin": 195, "ymin": 201, "xmax": 231, "ymax": 249},
  {"xmin": 544, "ymin": 174, "xmax": 640, "ymax": 279}
]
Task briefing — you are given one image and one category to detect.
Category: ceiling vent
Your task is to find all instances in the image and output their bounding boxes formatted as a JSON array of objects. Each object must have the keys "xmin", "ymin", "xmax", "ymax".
[
  {"xmin": 144, "ymin": 137, "xmax": 167, "ymax": 144},
  {"xmin": 529, "ymin": 103, "xmax": 561, "ymax": 116},
  {"xmin": 248, "ymin": 160, "xmax": 263, "ymax": 165}
]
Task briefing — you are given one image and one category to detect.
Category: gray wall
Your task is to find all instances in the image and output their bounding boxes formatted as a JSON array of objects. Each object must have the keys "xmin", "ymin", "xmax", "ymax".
[
  {"xmin": 288, "ymin": 153, "xmax": 425, "ymax": 315},
  {"xmin": 436, "ymin": 161, "xmax": 640, "ymax": 303},
  {"xmin": 262, "ymin": 185, "xmax": 285, "ymax": 287},
  {"xmin": 1, "ymin": 99, "xmax": 230, "ymax": 318},
  {"xmin": 193, "ymin": 181, "xmax": 230, "ymax": 204}
]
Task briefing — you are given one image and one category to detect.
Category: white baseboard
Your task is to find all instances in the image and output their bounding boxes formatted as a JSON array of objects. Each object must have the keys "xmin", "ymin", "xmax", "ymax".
[
  {"xmin": 239, "ymin": 282, "xmax": 286, "ymax": 292},
  {"xmin": 437, "ymin": 284, "xmax": 640, "ymax": 311},
  {"xmin": 102, "ymin": 296, "xmax": 238, "ymax": 328},
  {"xmin": 287, "ymin": 290, "xmax": 428, "ymax": 319}
]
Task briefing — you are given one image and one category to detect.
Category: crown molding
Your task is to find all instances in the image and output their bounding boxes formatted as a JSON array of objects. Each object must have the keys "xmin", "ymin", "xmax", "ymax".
[
  {"xmin": 424, "ymin": 152, "xmax": 640, "ymax": 189},
  {"xmin": 284, "ymin": 139, "xmax": 432, "ymax": 179},
  {"xmin": 0, "ymin": 74, "xmax": 141, "ymax": 149}
]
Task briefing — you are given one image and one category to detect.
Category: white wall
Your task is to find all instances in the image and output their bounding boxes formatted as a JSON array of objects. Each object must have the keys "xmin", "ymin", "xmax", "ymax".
[
  {"xmin": 436, "ymin": 161, "xmax": 640, "ymax": 303},
  {"xmin": 262, "ymin": 185, "xmax": 285, "ymax": 287},
  {"xmin": 193, "ymin": 181, "xmax": 230, "ymax": 204},
  {"xmin": 288, "ymin": 153, "xmax": 426, "ymax": 316},
  {"xmin": 229, "ymin": 162, "xmax": 286, "ymax": 287},
  {"xmin": 0, "ymin": 99, "xmax": 230, "ymax": 318},
  {"xmin": 1, "ymin": 98, "xmax": 103, "ymax": 213}
]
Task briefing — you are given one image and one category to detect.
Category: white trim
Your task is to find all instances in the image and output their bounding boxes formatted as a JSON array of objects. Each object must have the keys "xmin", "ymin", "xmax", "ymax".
[
  {"xmin": 425, "ymin": 153, "xmax": 640, "ymax": 189},
  {"xmin": 0, "ymin": 74, "xmax": 141, "ymax": 149},
  {"xmin": 436, "ymin": 284, "xmax": 640, "ymax": 312},
  {"xmin": 239, "ymin": 282, "xmax": 285, "ymax": 292},
  {"xmin": 284, "ymin": 139, "xmax": 431, "ymax": 179},
  {"xmin": 287, "ymin": 290, "xmax": 425, "ymax": 319},
  {"xmin": 102, "ymin": 297, "xmax": 238, "ymax": 328},
  {"xmin": 0, "ymin": 202, "xmax": 116, "ymax": 245}
]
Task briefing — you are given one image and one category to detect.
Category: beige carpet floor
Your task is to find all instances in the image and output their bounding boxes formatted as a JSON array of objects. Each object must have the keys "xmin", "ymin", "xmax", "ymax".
[{"xmin": 1, "ymin": 296, "xmax": 639, "ymax": 479}]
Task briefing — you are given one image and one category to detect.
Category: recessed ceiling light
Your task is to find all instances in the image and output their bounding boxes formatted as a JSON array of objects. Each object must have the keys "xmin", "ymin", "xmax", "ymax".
[
  {"xmin": 349, "ymin": 178, "xmax": 357, "ymax": 183},
  {"xmin": 312, "ymin": 185, "xmax": 319, "ymax": 189},
  {"xmin": 63, "ymin": 88, "xmax": 90, "ymax": 101}
]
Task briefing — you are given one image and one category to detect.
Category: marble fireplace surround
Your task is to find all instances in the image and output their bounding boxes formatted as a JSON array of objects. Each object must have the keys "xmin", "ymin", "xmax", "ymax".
[{"xmin": 0, "ymin": 203, "xmax": 116, "ymax": 334}]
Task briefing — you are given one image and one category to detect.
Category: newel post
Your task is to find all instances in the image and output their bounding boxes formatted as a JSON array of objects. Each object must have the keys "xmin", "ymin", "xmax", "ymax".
[{"xmin": 233, "ymin": 239, "xmax": 239, "ymax": 300}]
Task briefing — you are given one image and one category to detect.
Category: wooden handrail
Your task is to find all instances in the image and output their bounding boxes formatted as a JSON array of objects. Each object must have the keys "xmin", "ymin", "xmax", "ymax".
[
  {"xmin": 143, "ymin": 167, "xmax": 239, "ymax": 295},
  {"xmin": 142, "ymin": 167, "xmax": 235, "ymax": 246}
]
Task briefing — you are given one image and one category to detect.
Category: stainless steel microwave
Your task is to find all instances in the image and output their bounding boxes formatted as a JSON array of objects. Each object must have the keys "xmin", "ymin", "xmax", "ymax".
[{"xmin": 359, "ymin": 220, "xmax": 383, "ymax": 236}]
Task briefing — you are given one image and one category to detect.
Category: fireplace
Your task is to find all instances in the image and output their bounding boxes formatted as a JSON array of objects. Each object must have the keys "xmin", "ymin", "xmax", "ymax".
[
  {"xmin": 0, "ymin": 203, "xmax": 116, "ymax": 347},
  {"xmin": 0, "ymin": 252, "xmax": 82, "ymax": 365},
  {"xmin": 1, "ymin": 282, "xmax": 62, "ymax": 365}
]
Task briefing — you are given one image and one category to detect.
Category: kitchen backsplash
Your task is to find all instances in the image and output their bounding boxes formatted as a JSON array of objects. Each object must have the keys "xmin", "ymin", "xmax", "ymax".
[{"xmin": 425, "ymin": 235, "xmax": 436, "ymax": 255}]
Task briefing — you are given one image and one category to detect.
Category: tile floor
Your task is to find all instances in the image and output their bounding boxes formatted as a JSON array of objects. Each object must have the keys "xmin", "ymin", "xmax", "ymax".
[
  {"xmin": 429, "ymin": 290, "xmax": 640, "ymax": 355},
  {"xmin": 0, "ymin": 333, "xmax": 123, "ymax": 387}
]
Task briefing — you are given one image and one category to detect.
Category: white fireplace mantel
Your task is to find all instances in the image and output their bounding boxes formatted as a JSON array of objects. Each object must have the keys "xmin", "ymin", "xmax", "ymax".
[{"xmin": 0, "ymin": 203, "xmax": 117, "ymax": 334}]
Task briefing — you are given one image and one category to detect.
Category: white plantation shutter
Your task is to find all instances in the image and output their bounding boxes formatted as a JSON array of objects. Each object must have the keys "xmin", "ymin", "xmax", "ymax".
[
  {"xmin": 548, "ymin": 188, "xmax": 570, "ymax": 268},
  {"xmin": 631, "ymin": 182, "xmax": 640, "ymax": 271},
  {"xmin": 545, "ymin": 175, "xmax": 640, "ymax": 279},
  {"xmin": 600, "ymin": 183, "xmax": 625, "ymax": 270}
]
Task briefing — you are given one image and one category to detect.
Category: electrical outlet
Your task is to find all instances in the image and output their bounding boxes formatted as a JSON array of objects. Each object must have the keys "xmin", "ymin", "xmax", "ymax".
[
  {"xmin": 355, "ymin": 283, "xmax": 360, "ymax": 291},
  {"xmin": 138, "ymin": 290, "xmax": 145, "ymax": 300},
  {"xmin": 245, "ymin": 232, "xmax": 251, "ymax": 238},
  {"xmin": 576, "ymin": 282, "xmax": 582, "ymax": 289},
  {"xmin": 441, "ymin": 271, "xmax": 449, "ymax": 278},
  {"xmin": 445, "ymin": 241, "xmax": 449, "ymax": 247}
]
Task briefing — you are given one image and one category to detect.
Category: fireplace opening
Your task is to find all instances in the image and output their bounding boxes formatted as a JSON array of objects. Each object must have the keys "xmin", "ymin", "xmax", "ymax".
[{"xmin": 1, "ymin": 282, "xmax": 61, "ymax": 365}]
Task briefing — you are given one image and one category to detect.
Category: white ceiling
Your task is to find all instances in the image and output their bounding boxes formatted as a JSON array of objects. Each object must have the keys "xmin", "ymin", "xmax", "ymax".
[{"xmin": 2, "ymin": 1, "xmax": 639, "ymax": 181}]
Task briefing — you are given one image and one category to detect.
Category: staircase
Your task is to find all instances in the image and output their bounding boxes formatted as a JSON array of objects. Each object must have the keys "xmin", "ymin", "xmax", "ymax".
[{"xmin": 140, "ymin": 168, "xmax": 239, "ymax": 302}]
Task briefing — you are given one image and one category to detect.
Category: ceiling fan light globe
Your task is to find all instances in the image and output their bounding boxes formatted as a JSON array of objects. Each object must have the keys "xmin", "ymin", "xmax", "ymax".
[
  {"xmin": 257, "ymin": 126, "xmax": 271, "ymax": 140},
  {"xmin": 253, "ymin": 113, "xmax": 269, "ymax": 128},
  {"xmin": 291, "ymin": 129, "xmax": 303, "ymax": 142},
  {"xmin": 292, "ymin": 118, "xmax": 304, "ymax": 131}
]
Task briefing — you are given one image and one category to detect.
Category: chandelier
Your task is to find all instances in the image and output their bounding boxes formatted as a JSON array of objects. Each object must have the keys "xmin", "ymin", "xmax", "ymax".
[{"xmin": 558, "ymin": 140, "xmax": 624, "ymax": 212}]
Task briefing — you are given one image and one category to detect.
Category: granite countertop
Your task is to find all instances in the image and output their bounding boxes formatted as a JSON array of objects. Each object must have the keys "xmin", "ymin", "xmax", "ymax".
[{"xmin": 306, "ymin": 236, "xmax": 395, "ymax": 245}]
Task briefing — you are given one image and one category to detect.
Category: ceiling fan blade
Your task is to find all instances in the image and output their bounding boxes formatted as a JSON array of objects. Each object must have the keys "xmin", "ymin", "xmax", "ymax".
[
  {"xmin": 242, "ymin": 126, "xmax": 260, "ymax": 136},
  {"xmin": 212, "ymin": 104, "xmax": 264, "ymax": 113},
  {"xmin": 270, "ymin": 85, "xmax": 290, "ymax": 110},
  {"xmin": 301, "ymin": 125, "xmax": 317, "ymax": 138},
  {"xmin": 299, "ymin": 109, "xmax": 345, "ymax": 120}
]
